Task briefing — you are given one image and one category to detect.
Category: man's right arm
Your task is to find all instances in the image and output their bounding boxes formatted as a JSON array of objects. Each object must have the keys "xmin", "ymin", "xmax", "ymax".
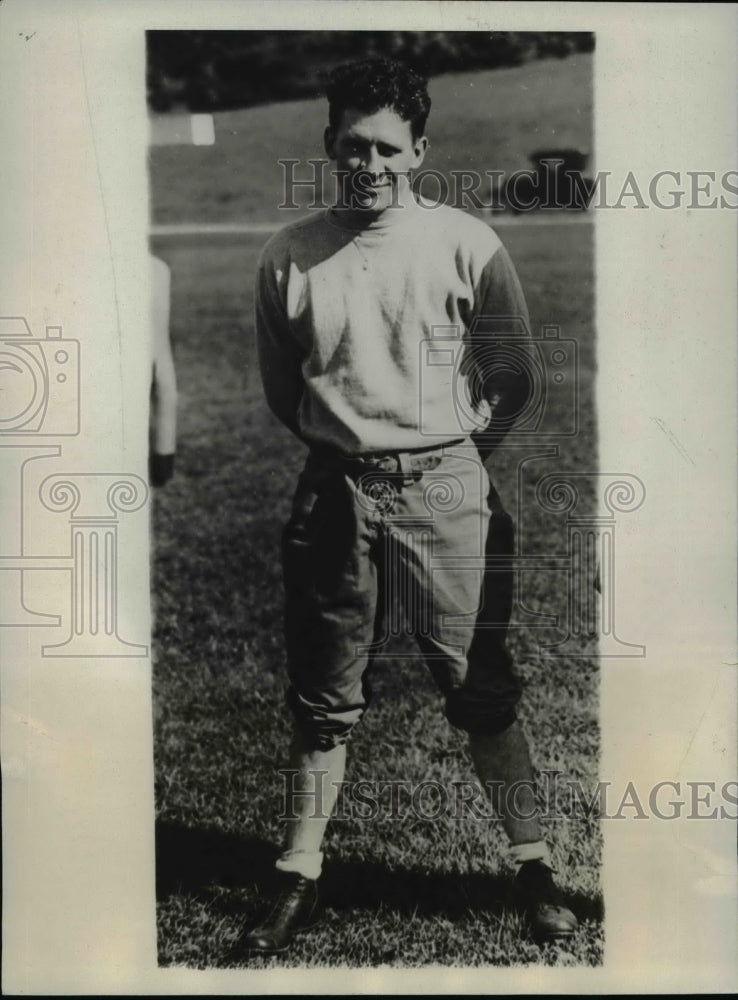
[{"xmin": 254, "ymin": 254, "xmax": 306, "ymax": 440}]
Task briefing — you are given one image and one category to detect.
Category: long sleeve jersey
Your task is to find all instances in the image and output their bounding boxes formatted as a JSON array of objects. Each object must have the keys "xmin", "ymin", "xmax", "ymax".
[{"xmin": 255, "ymin": 197, "xmax": 531, "ymax": 457}]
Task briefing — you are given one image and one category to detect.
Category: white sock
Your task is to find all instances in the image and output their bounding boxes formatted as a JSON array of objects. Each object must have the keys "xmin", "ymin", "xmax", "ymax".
[
  {"xmin": 275, "ymin": 848, "xmax": 323, "ymax": 881},
  {"xmin": 509, "ymin": 840, "xmax": 553, "ymax": 869}
]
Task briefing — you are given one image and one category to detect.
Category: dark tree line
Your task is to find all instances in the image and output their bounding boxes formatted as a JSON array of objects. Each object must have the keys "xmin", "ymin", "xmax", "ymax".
[{"xmin": 147, "ymin": 30, "xmax": 595, "ymax": 112}]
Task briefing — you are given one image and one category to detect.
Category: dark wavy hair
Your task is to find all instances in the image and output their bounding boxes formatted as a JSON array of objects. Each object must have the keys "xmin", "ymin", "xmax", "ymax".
[{"xmin": 325, "ymin": 57, "xmax": 431, "ymax": 139}]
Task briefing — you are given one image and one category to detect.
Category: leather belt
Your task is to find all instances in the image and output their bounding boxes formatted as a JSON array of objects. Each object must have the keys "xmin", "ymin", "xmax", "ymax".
[{"xmin": 314, "ymin": 438, "xmax": 465, "ymax": 488}]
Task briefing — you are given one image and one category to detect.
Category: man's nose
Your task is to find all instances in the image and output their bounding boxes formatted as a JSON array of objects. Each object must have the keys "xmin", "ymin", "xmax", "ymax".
[{"xmin": 364, "ymin": 147, "xmax": 383, "ymax": 177}]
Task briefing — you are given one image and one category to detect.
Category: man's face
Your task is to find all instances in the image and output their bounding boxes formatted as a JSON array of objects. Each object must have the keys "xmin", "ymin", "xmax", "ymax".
[{"xmin": 325, "ymin": 106, "xmax": 428, "ymax": 214}]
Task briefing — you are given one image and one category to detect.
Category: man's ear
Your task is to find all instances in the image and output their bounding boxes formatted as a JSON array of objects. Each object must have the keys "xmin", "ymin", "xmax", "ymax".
[
  {"xmin": 412, "ymin": 136, "xmax": 429, "ymax": 170},
  {"xmin": 324, "ymin": 126, "xmax": 336, "ymax": 160}
]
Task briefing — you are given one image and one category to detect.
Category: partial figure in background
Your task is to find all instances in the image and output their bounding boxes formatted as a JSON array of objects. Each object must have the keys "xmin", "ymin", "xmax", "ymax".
[{"xmin": 149, "ymin": 253, "xmax": 177, "ymax": 488}]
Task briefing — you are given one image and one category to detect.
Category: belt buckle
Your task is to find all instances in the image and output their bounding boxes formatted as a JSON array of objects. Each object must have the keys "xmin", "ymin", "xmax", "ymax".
[{"xmin": 375, "ymin": 455, "xmax": 398, "ymax": 474}]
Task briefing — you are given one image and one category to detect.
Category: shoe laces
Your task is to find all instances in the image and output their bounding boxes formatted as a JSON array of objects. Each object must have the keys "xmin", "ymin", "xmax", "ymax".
[{"xmin": 267, "ymin": 878, "xmax": 309, "ymax": 921}]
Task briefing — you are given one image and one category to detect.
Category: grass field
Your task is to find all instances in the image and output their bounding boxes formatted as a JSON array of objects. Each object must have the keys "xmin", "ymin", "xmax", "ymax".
[{"xmin": 149, "ymin": 52, "xmax": 600, "ymax": 970}]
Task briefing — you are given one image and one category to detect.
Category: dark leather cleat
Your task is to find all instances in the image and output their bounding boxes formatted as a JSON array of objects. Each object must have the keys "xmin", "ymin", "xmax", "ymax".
[
  {"xmin": 515, "ymin": 860, "xmax": 578, "ymax": 940},
  {"xmin": 243, "ymin": 872, "xmax": 320, "ymax": 954}
]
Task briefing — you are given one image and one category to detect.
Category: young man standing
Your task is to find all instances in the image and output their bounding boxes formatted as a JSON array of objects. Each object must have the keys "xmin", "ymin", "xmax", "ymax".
[{"xmin": 248, "ymin": 57, "xmax": 578, "ymax": 954}]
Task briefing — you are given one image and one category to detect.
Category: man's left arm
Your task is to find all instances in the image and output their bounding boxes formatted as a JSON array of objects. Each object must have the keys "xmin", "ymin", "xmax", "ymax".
[{"xmin": 469, "ymin": 242, "xmax": 533, "ymax": 464}]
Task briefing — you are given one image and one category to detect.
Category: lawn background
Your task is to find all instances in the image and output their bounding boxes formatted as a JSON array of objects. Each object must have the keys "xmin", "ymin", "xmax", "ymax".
[{"xmin": 149, "ymin": 50, "xmax": 601, "ymax": 968}]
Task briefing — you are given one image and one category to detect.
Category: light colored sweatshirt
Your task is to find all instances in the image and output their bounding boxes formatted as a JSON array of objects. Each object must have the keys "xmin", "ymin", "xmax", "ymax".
[{"xmin": 255, "ymin": 196, "xmax": 530, "ymax": 457}]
